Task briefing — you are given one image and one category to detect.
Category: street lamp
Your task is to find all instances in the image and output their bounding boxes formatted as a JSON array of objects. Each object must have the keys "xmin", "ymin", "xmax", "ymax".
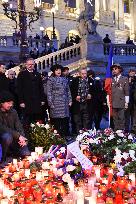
[
  {"xmin": 51, "ymin": 5, "xmax": 57, "ymax": 39},
  {"xmin": 40, "ymin": 26, "xmax": 44, "ymax": 38},
  {"xmin": 2, "ymin": 0, "xmax": 41, "ymax": 63}
]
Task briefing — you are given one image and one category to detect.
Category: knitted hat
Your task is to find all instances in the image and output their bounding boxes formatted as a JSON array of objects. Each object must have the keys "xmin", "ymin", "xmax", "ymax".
[{"xmin": 0, "ymin": 91, "xmax": 14, "ymax": 103}]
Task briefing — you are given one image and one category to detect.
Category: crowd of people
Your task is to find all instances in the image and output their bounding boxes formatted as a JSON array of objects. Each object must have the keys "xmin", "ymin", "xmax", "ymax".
[{"xmin": 0, "ymin": 59, "xmax": 136, "ymax": 165}]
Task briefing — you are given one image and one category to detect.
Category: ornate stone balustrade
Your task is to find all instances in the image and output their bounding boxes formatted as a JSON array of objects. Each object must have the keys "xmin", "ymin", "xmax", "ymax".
[
  {"xmin": 104, "ymin": 43, "xmax": 136, "ymax": 55},
  {"xmin": 7, "ymin": 43, "xmax": 81, "ymax": 75},
  {"xmin": 34, "ymin": 43, "xmax": 81, "ymax": 73}
]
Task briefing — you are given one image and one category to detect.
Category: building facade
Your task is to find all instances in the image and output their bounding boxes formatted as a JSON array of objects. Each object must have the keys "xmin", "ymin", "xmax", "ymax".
[{"xmin": 0, "ymin": 0, "xmax": 136, "ymax": 44}]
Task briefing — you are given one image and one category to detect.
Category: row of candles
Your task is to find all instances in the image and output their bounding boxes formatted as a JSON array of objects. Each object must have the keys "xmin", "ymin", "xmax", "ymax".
[{"xmin": 0, "ymin": 146, "xmax": 135, "ymax": 203}]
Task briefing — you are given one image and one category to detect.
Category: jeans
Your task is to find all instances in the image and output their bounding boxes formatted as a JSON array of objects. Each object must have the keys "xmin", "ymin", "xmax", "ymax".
[
  {"xmin": 0, "ymin": 133, "xmax": 13, "ymax": 161},
  {"xmin": 0, "ymin": 132, "xmax": 30, "ymax": 161}
]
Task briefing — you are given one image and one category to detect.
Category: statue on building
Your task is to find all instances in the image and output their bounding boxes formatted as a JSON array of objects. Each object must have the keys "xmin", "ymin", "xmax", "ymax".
[{"xmin": 77, "ymin": 2, "xmax": 98, "ymax": 37}]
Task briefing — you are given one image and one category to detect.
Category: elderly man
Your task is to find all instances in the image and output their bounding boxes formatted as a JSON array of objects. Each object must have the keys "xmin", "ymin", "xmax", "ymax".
[
  {"xmin": 0, "ymin": 91, "xmax": 30, "ymax": 164},
  {"xmin": 0, "ymin": 64, "xmax": 9, "ymax": 93},
  {"xmin": 17, "ymin": 58, "xmax": 45, "ymax": 130},
  {"xmin": 70, "ymin": 67, "xmax": 95, "ymax": 133},
  {"xmin": 111, "ymin": 64, "xmax": 129, "ymax": 131}
]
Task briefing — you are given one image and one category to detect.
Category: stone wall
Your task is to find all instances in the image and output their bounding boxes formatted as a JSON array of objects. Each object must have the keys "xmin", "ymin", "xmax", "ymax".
[{"xmin": 0, "ymin": 0, "xmax": 134, "ymax": 44}]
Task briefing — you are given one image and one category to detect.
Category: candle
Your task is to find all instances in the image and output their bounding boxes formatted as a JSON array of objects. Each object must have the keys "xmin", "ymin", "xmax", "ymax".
[
  {"xmin": 36, "ymin": 172, "xmax": 42, "ymax": 181},
  {"xmin": 129, "ymin": 173, "xmax": 135, "ymax": 187},
  {"xmin": 31, "ymin": 152, "xmax": 38, "ymax": 160},
  {"xmin": 13, "ymin": 159, "xmax": 17, "ymax": 166},
  {"xmin": 41, "ymin": 170, "xmax": 48, "ymax": 177},
  {"xmin": 95, "ymin": 167, "xmax": 100, "ymax": 180},
  {"xmin": 76, "ymin": 188, "xmax": 84, "ymax": 204},
  {"xmin": 68, "ymin": 180, "xmax": 75, "ymax": 191},
  {"xmin": 1, "ymin": 199, "xmax": 9, "ymax": 204},
  {"xmin": 42, "ymin": 162, "xmax": 50, "ymax": 169},
  {"xmin": 35, "ymin": 147, "xmax": 43, "ymax": 155},
  {"xmin": 25, "ymin": 169, "xmax": 30, "ymax": 178},
  {"xmin": 86, "ymin": 196, "xmax": 96, "ymax": 204},
  {"xmin": 51, "ymin": 159, "xmax": 57, "ymax": 167}
]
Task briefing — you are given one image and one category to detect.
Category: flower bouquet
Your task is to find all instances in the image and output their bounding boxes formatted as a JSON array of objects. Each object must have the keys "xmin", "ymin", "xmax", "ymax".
[{"xmin": 28, "ymin": 122, "xmax": 65, "ymax": 151}]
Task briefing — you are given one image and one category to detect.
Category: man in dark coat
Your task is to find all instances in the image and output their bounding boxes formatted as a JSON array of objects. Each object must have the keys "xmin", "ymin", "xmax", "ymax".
[
  {"xmin": 0, "ymin": 64, "xmax": 9, "ymax": 93},
  {"xmin": 0, "ymin": 91, "xmax": 30, "ymax": 164},
  {"xmin": 70, "ymin": 68, "xmax": 95, "ymax": 134},
  {"xmin": 111, "ymin": 64, "xmax": 129, "ymax": 131},
  {"xmin": 17, "ymin": 58, "xmax": 46, "ymax": 130}
]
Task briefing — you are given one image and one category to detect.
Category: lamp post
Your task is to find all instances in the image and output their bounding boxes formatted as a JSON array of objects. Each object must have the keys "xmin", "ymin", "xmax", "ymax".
[
  {"xmin": 40, "ymin": 26, "xmax": 44, "ymax": 38},
  {"xmin": 51, "ymin": 5, "xmax": 57, "ymax": 39},
  {"xmin": 2, "ymin": 0, "xmax": 41, "ymax": 63}
]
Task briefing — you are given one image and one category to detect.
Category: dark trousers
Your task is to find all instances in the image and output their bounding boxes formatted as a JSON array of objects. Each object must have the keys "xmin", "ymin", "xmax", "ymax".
[
  {"xmin": 112, "ymin": 108, "xmax": 125, "ymax": 131},
  {"xmin": 0, "ymin": 133, "xmax": 13, "ymax": 161},
  {"xmin": 0, "ymin": 132, "xmax": 30, "ymax": 161},
  {"xmin": 125, "ymin": 103, "xmax": 134, "ymax": 132},
  {"xmin": 94, "ymin": 111, "xmax": 103, "ymax": 130},
  {"xmin": 51, "ymin": 117, "xmax": 70, "ymax": 138},
  {"xmin": 131, "ymin": 104, "xmax": 136, "ymax": 134},
  {"xmin": 73, "ymin": 102, "xmax": 90, "ymax": 134},
  {"xmin": 21, "ymin": 111, "xmax": 43, "ymax": 135}
]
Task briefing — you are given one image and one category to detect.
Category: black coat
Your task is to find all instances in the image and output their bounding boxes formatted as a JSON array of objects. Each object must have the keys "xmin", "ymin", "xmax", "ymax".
[
  {"xmin": 0, "ymin": 73, "xmax": 9, "ymax": 93},
  {"xmin": 17, "ymin": 70, "xmax": 45, "ymax": 114},
  {"xmin": 70, "ymin": 77, "xmax": 95, "ymax": 114}
]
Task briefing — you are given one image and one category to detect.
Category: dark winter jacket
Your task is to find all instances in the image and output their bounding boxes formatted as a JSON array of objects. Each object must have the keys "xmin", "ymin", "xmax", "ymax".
[{"xmin": 0, "ymin": 108, "xmax": 25, "ymax": 139}]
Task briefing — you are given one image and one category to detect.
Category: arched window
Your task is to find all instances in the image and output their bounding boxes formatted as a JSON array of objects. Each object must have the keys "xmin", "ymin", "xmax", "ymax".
[{"xmin": 124, "ymin": 0, "xmax": 130, "ymax": 13}]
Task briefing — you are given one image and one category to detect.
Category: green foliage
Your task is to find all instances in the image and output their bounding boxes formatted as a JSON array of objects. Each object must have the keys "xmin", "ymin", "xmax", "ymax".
[
  {"xmin": 123, "ymin": 161, "xmax": 136, "ymax": 174},
  {"xmin": 28, "ymin": 123, "xmax": 65, "ymax": 151}
]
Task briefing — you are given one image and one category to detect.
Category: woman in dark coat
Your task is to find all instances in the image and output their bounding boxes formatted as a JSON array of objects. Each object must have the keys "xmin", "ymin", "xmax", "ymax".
[{"xmin": 47, "ymin": 64, "xmax": 72, "ymax": 139}]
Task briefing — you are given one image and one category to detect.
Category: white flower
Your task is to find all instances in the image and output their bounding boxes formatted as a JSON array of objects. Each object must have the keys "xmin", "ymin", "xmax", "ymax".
[
  {"xmin": 57, "ymin": 168, "xmax": 64, "ymax": 176},
  {"xmin": 128, "ymin": 134, "xmax": 133, "ymax": 140},
  {"xmin": 83, "ymin": 132, "xmax": 91, "ymax": 137},
  {"xmin": 116, "ymin": 130, "xmax": 124, "ymax": 137},
  {"xmin": 73, "ymin": 158, "xmax": 79, "ymax": 164},
  {"xmin": 108, "ymin": 134, "xmax": 114, "ymax": 140},
  {"xmin": 62, "ymin": 173, "xmax": 71, "ymax": 182},
  {"xmin": 36, "ymin": 122, "xmax": 41, "ymax": 126},
  {"xmin": 60, "ymin": 147, "xmax": 66, "ymax": 153},
  {"xmin": 76, "ymin": 134, "xmax": 85, "ymax": 142},
  {"xmin": 114, "ymin": 154, "xmax": 122, "ymax": 163},
  {"xmin": 54, "ymin": 130, "xmax": 57, "ymax": 134},
  {"xmin": 115, "ymin": 148, "xmax": 121, "ymax": 154},
  {"xmin": 129, "ymin": 150, "xmax": 135, "ymax": 160},
  {"xmin": 89, "ymin": 138, "xmax": 94, "ymax": 144},
  {"xmin": 66, "ymin": 165, "xmax": 76, "ymax": 172},
  {"xmin": 122, "ymin": 152, "xmax": 129, "ymax": 160},
  {"xmin": 45, "ymin": 124, "xmax": 50, "ymax": 129},
  {"xmin": 30, "ymin": 123, "xmax": 35, "ymax": 128}
]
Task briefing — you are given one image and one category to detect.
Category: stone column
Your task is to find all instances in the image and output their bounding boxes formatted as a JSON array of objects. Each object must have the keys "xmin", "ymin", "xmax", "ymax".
[
  {"xmin": 105, "ymin": 0, "xmax": 110, "ymax": 10},
  {"xmin": 99, "ymin": 0, "xmax": 104, "ymax": 10},
  {"xmin": 130, "ymin": 0, "xmax": 136, "ymax": 41},
  {"xmin": 114, "ymin": 0, "xmax": 124, "ymax": 30}
]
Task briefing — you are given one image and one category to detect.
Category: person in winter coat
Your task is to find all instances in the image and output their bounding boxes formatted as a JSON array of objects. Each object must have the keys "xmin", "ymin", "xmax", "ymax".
[
  {"xmin": 47, "ymin": 64, "xmax": 72, "ymax": 140},
  {"xmin": 17, "ymin": 58, "xmax": 46, "ymax": 130},
  {"xmin": 0, "ymin": 91, "xmax": 30, "ymax": 164}
]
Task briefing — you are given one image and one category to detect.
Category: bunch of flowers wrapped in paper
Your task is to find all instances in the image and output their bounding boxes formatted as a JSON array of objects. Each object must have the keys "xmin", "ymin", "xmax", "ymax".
[{"xmin": 0, "ymin": 124, "xmax": 136, "ymax": 203}]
